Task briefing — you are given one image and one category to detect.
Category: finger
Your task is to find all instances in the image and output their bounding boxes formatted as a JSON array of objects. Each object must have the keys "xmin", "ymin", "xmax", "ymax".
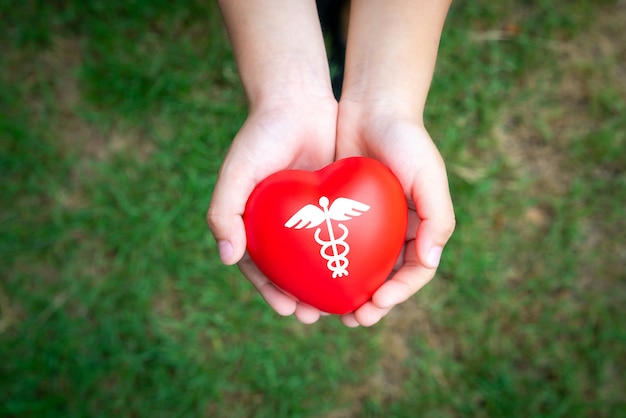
[
  {"xmin": 238, "ymin": 256, "xmax": 297, "ymax": 316},
  {"xmin": 352, "ymin": 301, "xmax": 393, "ymax": 327},
  {"xmin": 405, "ymin": 207, "xmax": 420, "ymax": 240},
  {"xmin": 294, "ymin": 303, "xmax": 322, "ymax": 324},
  {"xmin": 393, "ymin": 244, "xmax": 406, "ymax": 272},
  {"xmin": 372, "ymin": 240, "xmax": 437, "ymax": 308},
  {"xmin": 373, "ymin": 265, "xmax": 435, "ymax": 308},
  {"xmin": 341, "ymin": 313, "xmax": 361, "ymax": 328}
]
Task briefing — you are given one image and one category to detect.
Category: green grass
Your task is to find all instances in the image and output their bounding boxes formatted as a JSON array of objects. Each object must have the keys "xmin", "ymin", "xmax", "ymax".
[{"xmin": 1, "ymin": 1, "xmax": 625, "ymax": 417}]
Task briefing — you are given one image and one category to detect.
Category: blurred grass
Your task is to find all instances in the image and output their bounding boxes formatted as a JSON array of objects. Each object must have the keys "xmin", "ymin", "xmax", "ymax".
[{"xmin": 1, "ymin": 0, "xmax": 625, "ymax": 417}]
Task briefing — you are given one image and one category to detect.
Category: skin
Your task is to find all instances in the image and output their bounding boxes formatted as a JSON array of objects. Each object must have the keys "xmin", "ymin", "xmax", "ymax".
[{"xmin": 208, "ymin": 0, "xmax": 455, "ymax": 327}]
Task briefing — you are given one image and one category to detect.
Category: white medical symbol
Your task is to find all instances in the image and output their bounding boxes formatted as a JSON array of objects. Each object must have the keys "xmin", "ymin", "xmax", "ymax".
[{"xmin": 284, "ymin": 196, "xmax": 370, "ymax": 278}]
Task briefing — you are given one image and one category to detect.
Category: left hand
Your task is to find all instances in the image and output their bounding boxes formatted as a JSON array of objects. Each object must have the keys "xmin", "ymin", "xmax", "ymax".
[{"xmin": 335, "ymin": 101, "xmax": 456, "ymax": 327}]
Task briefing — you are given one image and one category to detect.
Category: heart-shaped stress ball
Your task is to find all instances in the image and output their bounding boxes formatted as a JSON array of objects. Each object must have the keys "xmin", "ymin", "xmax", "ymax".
[{"xmin": 243, "ymin": 157, "xmax": 408, "ymax": 314}]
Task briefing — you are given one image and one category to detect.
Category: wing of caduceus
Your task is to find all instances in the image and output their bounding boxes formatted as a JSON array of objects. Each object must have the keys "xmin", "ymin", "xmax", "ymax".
[
  {"xmin": 284, "ymin": 197, "xmax": 370, "ymax": 279},
  {"xmin": 327, "ymin": 198, "xmax": 370, "ymax": 221},
  {"xmin": 284, "ymin": 204, "xmax": 326, "ymax": 229}
]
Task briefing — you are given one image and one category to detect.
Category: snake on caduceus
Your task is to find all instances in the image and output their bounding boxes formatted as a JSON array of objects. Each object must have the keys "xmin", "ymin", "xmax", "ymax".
[{"xmin": 284, "ymin": 196, "xmax": 371, "ymax": 278}]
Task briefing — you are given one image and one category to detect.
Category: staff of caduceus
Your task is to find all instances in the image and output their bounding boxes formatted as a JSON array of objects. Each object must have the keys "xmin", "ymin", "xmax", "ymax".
[{"xmin": 284, "ymin": 196, "xmax": 370, "ymax": 278}]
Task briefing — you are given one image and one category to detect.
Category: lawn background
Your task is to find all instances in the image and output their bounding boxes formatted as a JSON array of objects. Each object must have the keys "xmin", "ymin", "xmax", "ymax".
[{"xmin": 1, "ymin": 1, "xmax": 625, "ymax": 417}]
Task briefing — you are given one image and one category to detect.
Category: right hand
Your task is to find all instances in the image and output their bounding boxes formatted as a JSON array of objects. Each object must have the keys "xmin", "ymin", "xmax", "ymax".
[{"xmin": 207, "ymin": 96, "xmax": 338, "ymax": 324}]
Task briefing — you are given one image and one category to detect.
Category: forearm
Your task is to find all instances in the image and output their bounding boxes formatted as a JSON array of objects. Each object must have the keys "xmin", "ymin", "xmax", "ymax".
[
  {"xmin": 217, "ymin": 0, "xmax": 334, "ymax": 106},
  {"xmin": 341, "ymin": 0, "xmax": 452, "ymax": 119}
]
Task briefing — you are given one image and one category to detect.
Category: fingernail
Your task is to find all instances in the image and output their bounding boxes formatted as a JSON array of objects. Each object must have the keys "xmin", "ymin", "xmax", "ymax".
[
  {"xmin": 427, "ymin": 246, "xmax": 443, "ymax": 268},
  {"xmin": 218, "ymin": 240, "xmax": 234, "ymax": 264}
]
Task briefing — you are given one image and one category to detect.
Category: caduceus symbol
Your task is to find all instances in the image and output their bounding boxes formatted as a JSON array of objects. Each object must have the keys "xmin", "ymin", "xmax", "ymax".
[{"xmin": 284, "ymin": 196, "xmax": 370, "ymax": 278}]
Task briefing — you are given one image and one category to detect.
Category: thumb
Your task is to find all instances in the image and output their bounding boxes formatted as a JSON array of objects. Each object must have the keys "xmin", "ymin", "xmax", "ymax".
[
  {"xmin": 412, "ymin": 153, "xmax": 455, "ymax": 269},
  {"xmin": 207, "ymin": 163, "xmax": 254, "ymax": 266}
]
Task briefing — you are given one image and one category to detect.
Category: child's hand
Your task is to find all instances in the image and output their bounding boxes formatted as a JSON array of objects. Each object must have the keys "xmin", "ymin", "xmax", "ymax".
[
  {"xmin": 209, "ymin": 0, "xmax": 338, "ymax": 324},
  {"xmin": 207, "ymin": 96, "xmax": 338, "ymax": 324},
  {"xmin": 335, "ymin": 102, "xmax": 455, "ymax": 327},
  {"xmin": 332, "ymin": 0, "xmax": 454, "ymax": 326}
]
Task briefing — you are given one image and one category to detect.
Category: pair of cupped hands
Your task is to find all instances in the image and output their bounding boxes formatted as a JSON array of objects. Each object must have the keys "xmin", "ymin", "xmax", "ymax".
[{"xmin": 207, "ymin": 93, "xmax": 455, "ymax": 327}]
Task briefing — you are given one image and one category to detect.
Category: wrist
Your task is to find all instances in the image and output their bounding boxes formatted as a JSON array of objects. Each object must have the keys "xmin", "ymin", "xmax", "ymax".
[
  {"xmin": 341, "ymin": 70, "xmax": 432, "ymax": 124},
  {"xmin": 338, "ymin": 95, "xmax": 425, "ymax": 127},
  {"xmin": 340, "ymin": 0, "xmax": 450, "ymax": 119},
  {"xmin": 243, "ymin": 56, "xmax": 336, "ymax": 109},
  {"xmin": 217, "ymin": 0, "xmax": 335, "ymax": 108}
]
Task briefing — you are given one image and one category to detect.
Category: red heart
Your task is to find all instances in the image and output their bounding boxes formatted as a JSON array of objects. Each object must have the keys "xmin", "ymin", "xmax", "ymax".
[{"xmin": 244, "ymin": 157, "xmax": 408, "ymax": 314}]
